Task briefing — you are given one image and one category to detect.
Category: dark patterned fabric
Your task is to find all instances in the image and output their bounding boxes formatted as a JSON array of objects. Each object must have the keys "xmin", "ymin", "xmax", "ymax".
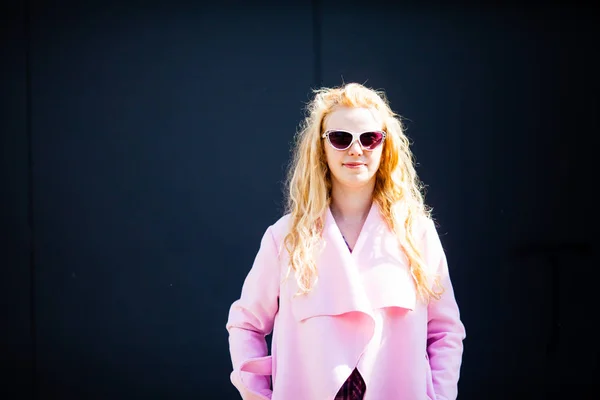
[
  {"xmin": 342, "ymin": 234, "xmax": 352, "ymax": 252},
  {"xmin": 335, "ymin": 368, "xmax": 366, "ymax": 400}
]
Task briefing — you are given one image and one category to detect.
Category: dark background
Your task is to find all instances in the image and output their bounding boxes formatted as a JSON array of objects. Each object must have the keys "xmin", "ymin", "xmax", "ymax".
[{"xmin": 2, "ymin": 0, "xmax": 598, "ymax": 399}]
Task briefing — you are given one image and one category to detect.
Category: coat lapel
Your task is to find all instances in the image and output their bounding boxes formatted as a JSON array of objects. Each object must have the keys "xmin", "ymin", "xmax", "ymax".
[{"xmin": 289, "ymin": 202, "xmax": 417, "ymax": 322}]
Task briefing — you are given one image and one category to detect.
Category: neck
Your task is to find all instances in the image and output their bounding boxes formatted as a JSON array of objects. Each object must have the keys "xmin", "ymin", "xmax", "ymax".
[{"xmin": 329, "ymin": 181, "xmax": 375, "ymax": 223}]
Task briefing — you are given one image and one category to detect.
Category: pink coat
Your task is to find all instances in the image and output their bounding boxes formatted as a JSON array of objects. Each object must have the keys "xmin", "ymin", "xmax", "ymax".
[{"xmin": 226, "ymin": 203, "xmax": 466, "ymax": 400}]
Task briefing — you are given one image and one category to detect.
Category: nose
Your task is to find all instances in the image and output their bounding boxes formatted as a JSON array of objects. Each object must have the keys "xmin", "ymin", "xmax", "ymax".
[{"xmin": 348, "ymin": 139, "xmax": 363, "ymax": 156}]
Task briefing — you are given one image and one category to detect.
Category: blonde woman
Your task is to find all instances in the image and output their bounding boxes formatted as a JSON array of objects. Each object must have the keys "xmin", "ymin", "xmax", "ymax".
[{"xmin": 226, "ymin": 83, "xmax": 466, "ymax": 400}]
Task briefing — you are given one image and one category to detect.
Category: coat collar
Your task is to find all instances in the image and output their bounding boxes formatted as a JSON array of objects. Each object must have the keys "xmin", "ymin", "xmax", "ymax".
[
  {"xmin": 288, "ymin": 202, "xmax": 417, "ymax": 322},
  {"xmin": 324, "ymin": 201, "xmax": 379, "ymax": 257}
]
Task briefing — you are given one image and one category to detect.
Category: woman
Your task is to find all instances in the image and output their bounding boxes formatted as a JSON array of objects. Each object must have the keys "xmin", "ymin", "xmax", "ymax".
[{"xmin": 226, "ymin": 83, "xmax": 466, "ymax": 400}]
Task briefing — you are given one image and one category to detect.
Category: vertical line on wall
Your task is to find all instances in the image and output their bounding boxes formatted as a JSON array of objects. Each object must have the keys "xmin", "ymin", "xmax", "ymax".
[
  {"xmin": 312, "ymin": 0, "xmax": 322, "ymax": 87},
  {"xmin": 24, "ymin": 0, "xmax": 37, "ymax": 397}
]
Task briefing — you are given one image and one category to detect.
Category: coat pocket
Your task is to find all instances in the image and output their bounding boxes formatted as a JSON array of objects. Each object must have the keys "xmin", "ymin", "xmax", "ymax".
[
  {"xmin": 240, "ymin": 355, "xmax": 273, "ymax": 375},
  {"xmin": 232, "ymin": 355, "xmax": 273, "ymax": 400}
]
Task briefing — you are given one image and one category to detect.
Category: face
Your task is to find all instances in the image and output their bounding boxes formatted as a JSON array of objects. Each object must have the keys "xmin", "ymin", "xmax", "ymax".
[{"xmin": 322, "ymin": 106, "xmax": 385, "ymax": 190}]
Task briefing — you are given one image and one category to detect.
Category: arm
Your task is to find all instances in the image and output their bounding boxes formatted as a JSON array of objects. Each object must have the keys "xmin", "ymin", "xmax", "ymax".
[
  {"xmin": 226, "ymin": 226, "xmax": 281, "ymax": 400},
  {"xmin": 424, "ymin": 221, "xmax": 466, "ymax": 400}
]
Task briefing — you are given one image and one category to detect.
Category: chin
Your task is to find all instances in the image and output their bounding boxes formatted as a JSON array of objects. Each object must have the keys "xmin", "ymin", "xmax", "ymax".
[{"xmin": 340, "ymin": 176, "xmax": 373, "ymax": 188}]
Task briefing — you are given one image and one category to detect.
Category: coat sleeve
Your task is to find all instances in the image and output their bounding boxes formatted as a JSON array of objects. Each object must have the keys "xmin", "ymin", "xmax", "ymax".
[
  {"xmin": 423, "ymin": 220, "xmax": 466, "ymax": 400},
  {"xmin": 226, "ymin": 226, "xmax": 281, "ymax": 400}
]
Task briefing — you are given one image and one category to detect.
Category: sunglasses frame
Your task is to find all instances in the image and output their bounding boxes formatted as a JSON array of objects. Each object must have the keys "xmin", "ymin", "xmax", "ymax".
[{"xmin": 322, "ymin": 129, "xmax": 387, "ymax": 151}]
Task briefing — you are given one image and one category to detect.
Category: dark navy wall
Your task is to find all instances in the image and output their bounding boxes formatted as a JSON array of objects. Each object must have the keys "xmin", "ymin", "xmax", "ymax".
[
  {"xmin": 2, "ymin": 1, "xmax": 598, "ymax": 399},
  {"xmin": 319, "ymin": 4, "xmax": 599, "ymax": 398},
  {"xmin": 2, "ymin": 0, "xmax": 32, "ymax": 398}
]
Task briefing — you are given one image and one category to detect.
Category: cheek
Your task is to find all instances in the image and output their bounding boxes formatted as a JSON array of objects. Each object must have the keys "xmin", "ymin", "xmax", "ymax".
[
  {"xmin": 324, "ymin": 147, "xmax": 340, "ymax": 168},
  {"xmin": 369, "ymin": 150, "xmax": 383, "ymax": 170}
]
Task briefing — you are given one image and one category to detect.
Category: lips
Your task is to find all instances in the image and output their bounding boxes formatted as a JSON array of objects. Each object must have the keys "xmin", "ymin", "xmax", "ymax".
[{"xmin": 343, "ymin": 162, "xmax": 365, "ymax": 168}]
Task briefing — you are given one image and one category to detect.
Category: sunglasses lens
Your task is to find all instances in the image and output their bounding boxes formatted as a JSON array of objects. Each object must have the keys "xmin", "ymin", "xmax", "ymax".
[
  {"xmin": 360, "ymin": 131, "xmax": 384, "ymax": 149},
  {"xmin": 328, "ymin": 131, "xmax": 353, "ymax": 149}
]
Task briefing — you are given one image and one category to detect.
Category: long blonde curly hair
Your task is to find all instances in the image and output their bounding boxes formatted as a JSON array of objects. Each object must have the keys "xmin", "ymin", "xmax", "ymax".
[{"xmin": 283, "ymin": 83, "xmax": 443, "ymax": 303}]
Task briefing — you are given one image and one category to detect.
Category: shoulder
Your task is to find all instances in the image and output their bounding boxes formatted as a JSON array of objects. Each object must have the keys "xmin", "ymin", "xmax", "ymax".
[
  {"xmin": 410, "ymin": 213, "xmax": 446, "ymax": 265},
  {"xmin": 262, "ymin": 213, "xmax": 293, "ymax": 253},
  {"xmin": 269, "ymin": 213, "xmax": 292, "ymax": 238},
  {"xmin": 271, "ymin": 212, "xmax": 292, "ymax": 233},
  {"xmin": 411, "ymin": 213, "xmax": 437, "ymax": 243}
]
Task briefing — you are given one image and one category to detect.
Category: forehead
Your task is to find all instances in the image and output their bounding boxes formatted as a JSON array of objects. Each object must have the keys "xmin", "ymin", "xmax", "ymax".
[{"xmin": 323, "ymin": 106, "xmax": 383, "ymax": 132}]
